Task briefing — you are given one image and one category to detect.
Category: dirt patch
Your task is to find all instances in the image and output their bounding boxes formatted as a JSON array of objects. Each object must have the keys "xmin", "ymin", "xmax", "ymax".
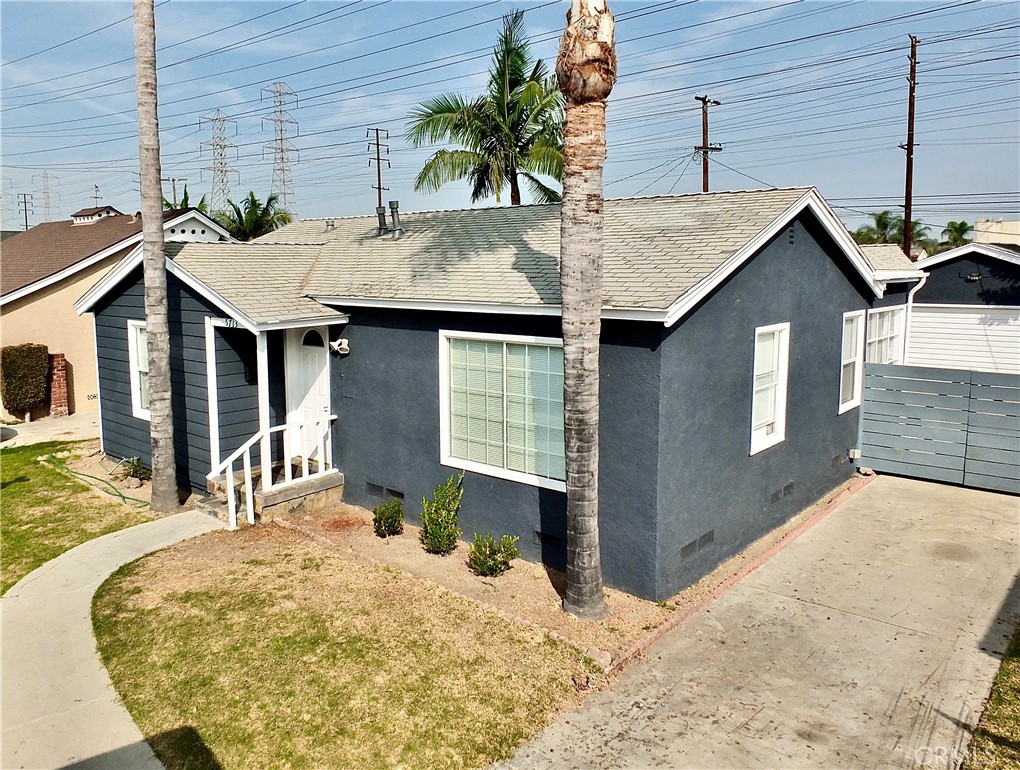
[
  {"xmin": 273, "ymin": 476, "xmax": 867, "ymax": 669},
  {"xmin": 58, "ymin": 439, "xmax": 198, "ymax": 512}
]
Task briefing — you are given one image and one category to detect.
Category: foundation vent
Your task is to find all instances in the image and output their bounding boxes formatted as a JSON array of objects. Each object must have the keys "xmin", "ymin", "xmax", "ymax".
[{"xmin": 681, "ymin": 529, "xmax": 715, "ymax": 560}]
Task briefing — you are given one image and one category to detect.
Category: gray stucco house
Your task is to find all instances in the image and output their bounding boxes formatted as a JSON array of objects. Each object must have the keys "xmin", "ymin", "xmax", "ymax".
[{"xmin": 77, "ymin": 187, "xmax": 896, "ymax": 600}]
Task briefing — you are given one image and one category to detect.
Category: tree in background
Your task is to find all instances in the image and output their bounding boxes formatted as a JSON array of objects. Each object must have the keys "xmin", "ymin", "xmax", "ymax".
[
  {"xmin": 556, "ymin": 0, "xmax": 617, "ymax": 620},
  {"xmin": 406, "ymin": 10, "xmax": 564, "ymax": 205},
  {"xmin": 162, "ymin": 184, "xmax": 208, "ymax": 213},
  {"xmin": 216, "ymin": 192, "xmax": 292, "ymax": 241},
  {"xmin": 853, "ymin": 210, "xmax": 896, "ymax": 244},
  {"xmin": 941, "ymin": 220, "xmax": 973, "ymax": 249},
  {"xmin": 134, "ymin": 0, "xmax": 178, "ymax": 513},
  {"xmin": 892, "ymin": 216, "xmax": 932, "ymax": 253}
]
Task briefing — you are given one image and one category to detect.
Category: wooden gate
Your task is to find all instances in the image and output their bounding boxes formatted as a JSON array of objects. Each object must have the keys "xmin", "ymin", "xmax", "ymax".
[{"xmin": 858, "ymin": 363, "xmax": 1020, "ymax": 495}]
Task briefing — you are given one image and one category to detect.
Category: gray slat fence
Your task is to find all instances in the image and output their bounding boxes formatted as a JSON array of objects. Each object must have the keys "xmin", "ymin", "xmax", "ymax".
[{"xmin": 859, "ymin": 363, "xmax": 1020, "ymax": 495}]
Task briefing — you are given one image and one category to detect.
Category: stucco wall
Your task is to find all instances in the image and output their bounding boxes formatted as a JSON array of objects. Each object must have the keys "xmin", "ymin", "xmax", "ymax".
[
  {"xmin": 0, "ymin": 249, "xmax": 129, "ymax": 419},
  {"xmin": 654, "ymin": 213, "xmax": 873, "ymax": 599},
  {"xmin": 916, "ymin": 255, "xmax": 1020, "ymax": 306},
  {"xmin": 330, "ymin": 309, "xmax": 663, "ymax": 598}
]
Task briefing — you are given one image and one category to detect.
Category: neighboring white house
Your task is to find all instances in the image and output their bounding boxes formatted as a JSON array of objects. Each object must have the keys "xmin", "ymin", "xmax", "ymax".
[
  {"xmin": 974, "ymin": 219, "xmax": 1020, "ymax": 246},
  {"xmin": 908, "ymin": 243, "xmax": 1020, "ymax": 375}
]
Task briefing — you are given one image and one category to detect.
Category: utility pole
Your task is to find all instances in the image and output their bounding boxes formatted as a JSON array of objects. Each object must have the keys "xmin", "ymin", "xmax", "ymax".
[
  {"xmin": 263, "ymin": 82, "xmax": 299, "ymax": 212},
  {"xmin": 367, "ymin": 127, "xmax": 390, "ymax": 209},
  {"xmin": 201, "ymin": 110, "xmax": 238, "ymax": 214},
  {"xmin": 161, "ymin": 176, "xmax": 187, "ymax": 207},
  {"xmin": 17, "ymin": 192, "xmax": 34, "ymax": 230},
  {"xmin": 901, "ymin": 35, "xmax": 919, "ymax": 260},
  {"xmin": 694, "ymin": 95, "xmax": 722, "ymax": 193},
  {"xmin": 93, "ymin": 184, "xmax": 102, "ymax": 206}
]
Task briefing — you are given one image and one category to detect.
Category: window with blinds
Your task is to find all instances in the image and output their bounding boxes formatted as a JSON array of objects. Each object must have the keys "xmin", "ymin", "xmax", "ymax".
[
  {"xmin": 750, "ymin": 322, "xmax": 790, "ymax": 455},
  {"xmin": 444, "ymin": 333, "xmax": 565, "ymax": 487}
]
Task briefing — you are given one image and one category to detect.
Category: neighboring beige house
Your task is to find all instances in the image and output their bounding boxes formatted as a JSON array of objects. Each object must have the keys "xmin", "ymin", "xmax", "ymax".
[
  {"xmin": 974, "ymin": 219, "xmax": 1020, "ymax": 246},
  {"xmin": 0, "ymin": 206, "xmax": 229, "ymax": 420}
]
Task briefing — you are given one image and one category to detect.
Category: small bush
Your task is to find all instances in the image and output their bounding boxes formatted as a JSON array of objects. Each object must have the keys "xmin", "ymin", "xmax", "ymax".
[
  {"xmin": 123, "ymin": 457, "xmax": 152, "ymax": 481},
  {"xmin": 0, "ymin": 344, "xmax": 49, "ymax": 414},
  {"xmin": 420, "ymin": 473, "xmax": 463, "ymax": 555},
  {"xmin": 467, "ymin": 532, "xmax": 521, "ymax": 577},
  {"xmin": 373, "ymin": 498, "xmax": 404, "ymax": 538}
]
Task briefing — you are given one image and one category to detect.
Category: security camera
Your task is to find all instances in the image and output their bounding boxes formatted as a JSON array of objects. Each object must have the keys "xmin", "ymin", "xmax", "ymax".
[{"xmin": 329, "ymin": 338, "xmax": 350, "ymax": 355}]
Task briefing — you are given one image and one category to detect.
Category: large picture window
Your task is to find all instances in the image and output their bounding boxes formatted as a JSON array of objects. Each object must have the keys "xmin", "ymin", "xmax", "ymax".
[
  {"xmin": 440, "ymin": 331, "xmax": 565, "ymax": 490},
  {"xmin": 750, "ymin": 322, "xmax": 790, "ymax": 455},
  {"xmin": 866, "ymin": 307, "xmax": 905, "ymax": 365},
  {"xmin": 127, "ymin": 319, "xmax": 150, "ymax": 421},
  {"xmin": 839, "ymin": 310, "xmax": 866, "ymax": 413}
]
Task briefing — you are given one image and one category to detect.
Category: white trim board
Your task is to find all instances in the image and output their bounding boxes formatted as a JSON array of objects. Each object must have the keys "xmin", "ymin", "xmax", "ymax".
[{"xmin": 914, "ymin": 243, "xmax": 1020, "ymax": 271}]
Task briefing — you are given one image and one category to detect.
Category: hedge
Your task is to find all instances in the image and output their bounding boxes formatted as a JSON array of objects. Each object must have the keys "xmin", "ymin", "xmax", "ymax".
[{"xmin": 0, "ymin": 344, "xmax": 49, "ymax": 413}]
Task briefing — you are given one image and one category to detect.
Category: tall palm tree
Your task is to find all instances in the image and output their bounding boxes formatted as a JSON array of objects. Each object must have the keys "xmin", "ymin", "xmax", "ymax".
[
  {"xmin": 941, "ymin": 220, "xmax": 973, "ymax": 248},
  {"xmin": 217, "ymin": 191, "xmax": 292, "ymax": 241},
  {"xmin": 134, "ymin": 0, "xmax": 177, "ymax": 513},
  {"xmin": 556, "ymin": 0, "xmax": 617, "ymax": 620},
  {"xmin": 853, "ymin": 210, "xmax": 896, "ymax": 244},
  {"xmin": 406, "ymin": 10, "xmax": 564, "ymax": 205}
]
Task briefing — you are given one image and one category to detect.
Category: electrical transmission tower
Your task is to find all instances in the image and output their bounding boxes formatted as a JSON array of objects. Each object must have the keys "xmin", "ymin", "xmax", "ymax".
[
  {"xmin": 200, "ymin": 110, "xmax": 238, "ymax": 214},
  {"xmin": 263, "ymin": 82, "xmax": 299, "ymax": 212},
  {"xmin": 33, "ymin": 171, "xmax": 60, "ymax": 220}
]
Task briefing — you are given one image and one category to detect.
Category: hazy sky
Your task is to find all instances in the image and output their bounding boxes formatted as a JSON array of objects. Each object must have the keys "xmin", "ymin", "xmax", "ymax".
[{"xmin": 2, "ymin": 0, "xmax": 1017, "ymax": 236}]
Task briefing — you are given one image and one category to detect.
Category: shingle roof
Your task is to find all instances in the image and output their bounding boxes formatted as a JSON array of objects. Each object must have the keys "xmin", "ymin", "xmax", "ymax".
[
  {"xmin": 1, "ymin": 214, "xmax": 143, "ymax": 296},
  {"xmin": 166, "ymin": 241, "xmax": 346, "ymax": 326},
  {"xmin": 1, "ymin": 208, "xmax": 198, "ymax": 297},
  {"xmin": 260, "ymin": 187, "xmax": 815, "ymax": 311},
  {"xmin": 859, "ymin": 243, "xmax": 923, "ymax": 274}
]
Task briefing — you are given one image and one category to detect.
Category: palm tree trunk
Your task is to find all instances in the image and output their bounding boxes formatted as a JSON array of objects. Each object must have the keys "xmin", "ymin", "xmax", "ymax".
[
  {"xmin": 556, "ymin": 0, "xmax": 616, "ymax": 620},
  {"xmin": 134, "ymin": 0, "xmax": 178, "ymax": 513},
  {"xmin": 509, "ymin": 169, "xmax": 521, "ymax": 206}
]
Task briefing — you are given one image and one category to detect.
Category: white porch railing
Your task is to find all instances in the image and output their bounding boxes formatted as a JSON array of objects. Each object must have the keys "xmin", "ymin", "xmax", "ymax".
[{"xmin": 208, "ymin": 414, "xmax": 337, "ymax": 530}]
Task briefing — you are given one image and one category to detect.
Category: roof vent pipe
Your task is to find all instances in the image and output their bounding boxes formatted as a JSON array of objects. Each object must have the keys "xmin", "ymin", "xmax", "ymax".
[
  {"xmin": 389, "ymin": 200, "xmax": 403, "ymax": 240},
  {"xmin": 376, "ymin": 206, "xmax": 388, "ymax": 236},
  {"xmin": 325, "ymin": 219, "xmax": 335, "ymax": 232}
]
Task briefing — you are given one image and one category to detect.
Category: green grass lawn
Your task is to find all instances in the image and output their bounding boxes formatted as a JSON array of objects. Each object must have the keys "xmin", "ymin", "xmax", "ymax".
[
  {"xmin": 1, "ymin": 441, "xmax": 151, "ymax": 593},
  {"xmin": 93, "ymin": 528, "xmax": 599, "ymax": 770},
  {"xmin": 966, "ymin": 619, "xmax": 1020, "ymax": 769}
]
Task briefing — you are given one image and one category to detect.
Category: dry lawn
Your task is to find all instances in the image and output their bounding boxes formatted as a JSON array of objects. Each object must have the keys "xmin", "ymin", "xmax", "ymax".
[
  {"xmin": 93, "ymin": 527, "xmax": 601, "ymax": 770},
  {"xmin": 1, "ymin": 440, "xmax": 151, "ymax": 593},
  {"xmin": 966, "ymin": 619, "xmax": 1020, "ymax": 769}
]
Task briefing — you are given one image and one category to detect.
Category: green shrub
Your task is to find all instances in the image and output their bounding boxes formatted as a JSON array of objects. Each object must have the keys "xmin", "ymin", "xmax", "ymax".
[
  {"xmin": 420, "ymin": 473, "xmax": 463, "ymax": 555},
  {"xmin": 123, "ymin": 457, "xmax": 152, "ymax": 481},
  {"xmin": 373, "ymin": 498, "xmax": 404, "ymax": 538},
  {"xmin": 467, "ymin": 532, "xmax": 521, "ymax": 577},
  {"xmin": 0, "ymin": 344, "xmax": 49, "ymax": 414}
]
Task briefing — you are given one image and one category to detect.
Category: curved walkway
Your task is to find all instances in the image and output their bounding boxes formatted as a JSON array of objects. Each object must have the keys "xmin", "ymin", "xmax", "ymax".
[{"xmin": 1, "ymin": 511, "xmax": 224, "ymax": 770}]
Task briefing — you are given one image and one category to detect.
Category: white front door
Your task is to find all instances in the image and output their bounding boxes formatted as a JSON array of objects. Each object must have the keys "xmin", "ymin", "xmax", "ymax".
[{"xmin": 285, "ymin": 327, "xmax": 331, "ymax": 459}]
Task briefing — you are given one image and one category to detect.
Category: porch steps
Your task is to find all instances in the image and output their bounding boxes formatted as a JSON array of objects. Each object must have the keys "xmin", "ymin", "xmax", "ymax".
[{"xmin": 203, "ymin": 468, "xmax": 345, "ymax": 525}]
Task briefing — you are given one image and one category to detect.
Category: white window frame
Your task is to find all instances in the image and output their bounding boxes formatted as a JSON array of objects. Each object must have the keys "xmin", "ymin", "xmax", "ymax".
[
  {"xmin": 838, "ymin": 310, "xmax": 866, "ymax": 414},
  {"xmin": 126, "ymin": 319, "xmax": 151, "ymax": 421},
  {"xmin": 865, "ymin": 306, "xmax": 905, "ymax": 365},
  {"xmin": 439, "ymin": 329, "xmax": 566, "ymax": 492},
  {"xmin": 749, "ymin": 322, "xmax": 791, "ymax": 456}
]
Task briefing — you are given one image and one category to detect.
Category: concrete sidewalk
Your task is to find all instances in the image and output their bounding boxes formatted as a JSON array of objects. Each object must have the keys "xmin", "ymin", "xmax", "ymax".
[
  {"xmin": 0, "ymin": 411, "xmax": 100, "ymax": 447},
  {"xmin": 1, "ymin": 512, "xmax": 224, "ymax": 770},
  {"xmin": 500, "ymin": 476, "xmax": 1020, "ymax": 769}
]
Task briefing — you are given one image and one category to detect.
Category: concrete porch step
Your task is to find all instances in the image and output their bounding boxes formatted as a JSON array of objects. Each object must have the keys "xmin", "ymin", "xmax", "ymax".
[{"xmin": 202, "ymin": 471, "xmax": 345, "ymax": 524}]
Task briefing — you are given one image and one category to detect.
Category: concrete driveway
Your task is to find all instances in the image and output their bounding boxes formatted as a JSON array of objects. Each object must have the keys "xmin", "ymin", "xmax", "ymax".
[{"xmin": 501, "ymin": 476, "xmax": 1020, "ymax": 770}]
